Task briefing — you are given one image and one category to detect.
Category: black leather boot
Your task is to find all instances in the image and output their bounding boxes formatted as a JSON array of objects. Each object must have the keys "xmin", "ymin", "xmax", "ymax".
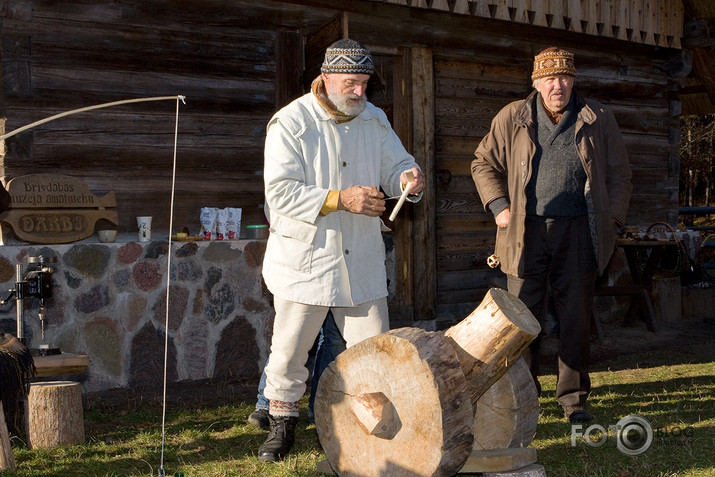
[{"xmin": 257, "ymin": 415, "xmax": 298, "ymax": 462}]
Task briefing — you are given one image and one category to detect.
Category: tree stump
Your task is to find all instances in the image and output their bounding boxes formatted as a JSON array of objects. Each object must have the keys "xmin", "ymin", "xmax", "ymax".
[
  {"xmin": 472, "ymin": 357, "xmax": 539, "ymax": 450},
  {"xmin": 27, "ymin": 381, "xmax": 85, "ymax": 449},
  {"xmin": 315, "ymin": 288, "xmax": 540, "ymax": 477}
]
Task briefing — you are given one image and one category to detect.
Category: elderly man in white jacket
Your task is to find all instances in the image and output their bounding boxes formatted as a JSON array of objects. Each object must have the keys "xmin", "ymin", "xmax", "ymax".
[{"xmin": 258, "ymin": 39, "xmax": 425, "ymax": 462}]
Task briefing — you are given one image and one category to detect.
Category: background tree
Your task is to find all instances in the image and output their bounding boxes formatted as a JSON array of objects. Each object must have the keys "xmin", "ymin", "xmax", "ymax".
[{"xmin": 680, "ymin": 114, "xmax": 715, "ymax": 207}]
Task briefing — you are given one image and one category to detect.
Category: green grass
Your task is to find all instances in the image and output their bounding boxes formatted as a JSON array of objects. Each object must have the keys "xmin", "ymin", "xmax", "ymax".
[
  {"xmin": 4, "ymin": 343, "xmax": 714, "ymax": 477},
  {"xmin": 531, "ymin": 345, "xmax": 715, "ymax": 477}
]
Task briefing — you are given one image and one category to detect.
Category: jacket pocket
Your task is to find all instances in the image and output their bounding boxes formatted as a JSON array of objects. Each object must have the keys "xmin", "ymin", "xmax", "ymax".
[{"xmin": 268, "ymin": 214, "xmax": 317, "ymax": 273}]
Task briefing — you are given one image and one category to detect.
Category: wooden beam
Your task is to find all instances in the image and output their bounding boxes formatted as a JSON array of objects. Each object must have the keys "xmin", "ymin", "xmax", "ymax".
[
  {"xmin": 390, "ymin": 47, "xmax": 415, "ymax": 322},
  {"xmin": 411, "ymin": 46, "xmax": 437, "ymax": 321},
  {"xmin": 528, "ymin": 0, "xmax": 548, "ymax": 27},
  {"xmin": 692, "ymin": 48, "xmax": 715, "ymax": 106},
  {"xmin": 275, "ymin": 30, "xmax": 305, "ymax": 109},
  {"xmin": 667, "ymin": 0, "xmax": 683, "ymax": 48},
  {"xmin": 683, "ymin": 18, "xmax": 715, "ymax": 48},
  {"xmin": 304, "ymin": 11, "xmax": 348, "ymax": 88}
]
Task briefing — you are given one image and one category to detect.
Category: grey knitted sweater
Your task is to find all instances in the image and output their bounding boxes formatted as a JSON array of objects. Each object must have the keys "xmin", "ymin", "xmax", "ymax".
[{"xmin": 525, "ymin": 95, "xmax": 588, "ymax": 217}]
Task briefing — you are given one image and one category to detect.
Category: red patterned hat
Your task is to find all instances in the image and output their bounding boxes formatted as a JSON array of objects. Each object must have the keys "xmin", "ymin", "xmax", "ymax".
[{"xmin": 531, "ymin": 47, "xmax": 577, "ymax": 81}]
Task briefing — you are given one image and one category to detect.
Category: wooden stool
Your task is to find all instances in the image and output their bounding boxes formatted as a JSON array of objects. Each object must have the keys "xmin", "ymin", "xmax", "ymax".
[{"xmin": 27, "ymin": 381, "xmax": 85, "ymax": 449}]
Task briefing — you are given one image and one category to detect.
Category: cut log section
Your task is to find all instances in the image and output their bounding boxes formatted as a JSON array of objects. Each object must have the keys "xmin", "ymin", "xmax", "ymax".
[
  {"xmin": 472, "ymin": 357, "xmax": 539, "ymax": 450},
  {"xmin": 27, "ymin": 381, "xmax": 85, "ymax": 449},
  {"xmin": 315, "ymin": 288, "xmax": 541, "ymax": 477},
  {"xmin": 443, "ymin": 288, "xmax": 541, "ymax": 407},
  {"xmin": 316, "ymin": 328, "xmax": 474, "ymax": 477}
]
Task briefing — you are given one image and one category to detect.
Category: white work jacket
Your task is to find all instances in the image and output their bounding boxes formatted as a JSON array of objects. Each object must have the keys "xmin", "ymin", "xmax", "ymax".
[{"xmin": 262, "ymin": 92, "xmax": 421, "ymax": 307}]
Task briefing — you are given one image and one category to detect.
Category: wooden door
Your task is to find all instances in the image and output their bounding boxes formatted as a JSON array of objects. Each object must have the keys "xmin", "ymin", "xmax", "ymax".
[{"xmin": 296, "ymin": 14, "xmax": 434, "ymax": 326}]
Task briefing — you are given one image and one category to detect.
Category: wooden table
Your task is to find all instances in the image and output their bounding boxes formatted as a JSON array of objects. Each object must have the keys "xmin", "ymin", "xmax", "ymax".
[{"xmin": 595, "ymin": 239, "xmax": 680, "ymax": 334}]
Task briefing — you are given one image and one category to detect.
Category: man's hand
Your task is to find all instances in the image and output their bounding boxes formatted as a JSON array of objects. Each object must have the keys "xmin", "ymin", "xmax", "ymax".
[
  {"xmin": 338, "ymin": 186, "xmax": 386, "ymax": 217},
  {"xmin": 401, "ymin": 167, "xmax": 425, "ymax": 194},
  {"xmin": 495, "ymin": 208, "xmax": 510, "ymax": 228}
]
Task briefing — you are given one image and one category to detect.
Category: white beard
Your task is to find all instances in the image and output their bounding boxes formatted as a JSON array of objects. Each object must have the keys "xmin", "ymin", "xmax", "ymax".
[{"xmin": 328, "ymin": 91, "xmax": 367, "ymax": 116}]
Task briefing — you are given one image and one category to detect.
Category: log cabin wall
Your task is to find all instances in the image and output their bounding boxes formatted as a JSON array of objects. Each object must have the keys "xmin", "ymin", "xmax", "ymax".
[
  {"xmin": 0, "ymin": 1, "xmax": 319, "ymax": 234},
  {"xmin": 0, "ymin": 0, "xmax": 686, "ymax": 328},
  {"xmin": 431, "ymin": 47, "xmax": 680, "ymax": 321},
  {"xmin": 333, "ymin": 1, "xmax": 684, "ymax": 323}
]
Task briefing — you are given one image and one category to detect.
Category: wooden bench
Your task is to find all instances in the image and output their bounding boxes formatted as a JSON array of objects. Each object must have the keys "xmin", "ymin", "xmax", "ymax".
[{"xmin": 0, "ymin": 174, "xmax": 117, "ymax": 244}]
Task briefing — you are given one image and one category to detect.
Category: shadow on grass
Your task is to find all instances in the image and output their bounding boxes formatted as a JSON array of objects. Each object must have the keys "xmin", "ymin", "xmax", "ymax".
[
  {"xmin": 590, "ymin": 340, "xmax": 715, "ymax": 373},
  {"xmin": 532, "ymin": 361, "xmax": 715, "ymax": 477}
]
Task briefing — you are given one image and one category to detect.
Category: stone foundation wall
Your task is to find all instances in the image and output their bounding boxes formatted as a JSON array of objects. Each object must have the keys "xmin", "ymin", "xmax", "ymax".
[
  {"xmin": 0, "ymin": 238, "xmax": 273, "ymax": 393},
  {"xmin": 0, "ymin": 234, "xmax": 399, "ymax": 394}
]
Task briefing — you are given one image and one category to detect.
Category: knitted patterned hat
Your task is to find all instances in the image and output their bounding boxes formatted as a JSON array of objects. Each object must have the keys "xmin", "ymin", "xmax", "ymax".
[
  {"xmin": 531, "ymin": 47, "xmax": 577, "ymax": 81},
  {"xmin": 321, "ymin": 39, "xmax": 374, "ymax": 75}
]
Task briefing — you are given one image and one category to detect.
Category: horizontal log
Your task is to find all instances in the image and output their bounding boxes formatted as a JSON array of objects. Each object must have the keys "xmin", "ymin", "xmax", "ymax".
[
  {"xmin": 30, "ymin": 66, "xmax": 274, "ymax": 103},
  {"xmin": 28, "ymin": 22, "xmax": 275, "ymax": 64},
  {"xmin": 437, "ymin": 173, "xmax": 479, "ymax": 195},
  {"xmin": 438, "ymin": 156, "xmax": 474, "ymax": 175},
  {"xmin": 436, "ymin": 122, "xmax": 492, "ymax": 139},
  {"xmin": 437, "ymin": 137, "xmax": 481, "ymax": 157},
  {"xmin": 438, "ymin": 269, "xmax": 496, "ymax": 291},
  {"xmin": 4, "ymin": 1, "xmax": 307, "ymax": 32},
  {"xmin": 437, "ymin": 193, "xmax": 484, "ymax": 215},
  {"xmin": 624, "ymin": 136, "xmax": 675, "ymax": 155},
  {"xmin": 435, "ymin": 61, "xmax": 528, "ymax": 82},
  {"xmin": 436, "ymin": 78, "xmax": 528, "ymax": 100},
  {"xmin": 437, "ymin": 215, "xmax": 494, "ymax": 233},
  {"xmin": 437, "ymin": 232, "xmax": 496, "ymax": 252},
  {"xmin": 438, "ymin": 287, "xmax": 494, "ymax": 307},
  {"xmin": 437, "ymin": 250, "xmax": 494, "ymax": 272}
]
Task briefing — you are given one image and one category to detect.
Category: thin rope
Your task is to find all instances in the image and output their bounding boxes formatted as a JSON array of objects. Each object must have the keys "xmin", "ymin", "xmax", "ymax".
[
  {"xmin": 158, "ymin": 95, "xmax": 185, "ymax": 477},
  {"xmin": 0, "ymin": 96, "xmax": 186, "ymax": 141}
]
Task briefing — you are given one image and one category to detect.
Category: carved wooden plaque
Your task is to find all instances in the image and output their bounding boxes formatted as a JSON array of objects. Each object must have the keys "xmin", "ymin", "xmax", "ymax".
[{"xmin": 0, "ymin": 174, "xmax": 117, "ymax": 244}]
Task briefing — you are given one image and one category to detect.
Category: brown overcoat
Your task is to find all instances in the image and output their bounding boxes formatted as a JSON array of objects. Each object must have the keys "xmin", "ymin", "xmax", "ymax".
[{"xmin": 471, "ymin": 90, "xmax": 632, "ymax": 276}]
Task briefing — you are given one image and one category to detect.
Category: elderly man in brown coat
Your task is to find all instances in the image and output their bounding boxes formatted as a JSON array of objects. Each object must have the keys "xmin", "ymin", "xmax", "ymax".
[{"xmin": 472, "ymin": 47, "xmax": 632, "ymax": 423}]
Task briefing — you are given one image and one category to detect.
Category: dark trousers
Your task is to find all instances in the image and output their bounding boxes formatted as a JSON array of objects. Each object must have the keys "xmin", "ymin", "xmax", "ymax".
[{"xmin": 507, "ymin": 215, "xmax": 597, "ymax": 408}]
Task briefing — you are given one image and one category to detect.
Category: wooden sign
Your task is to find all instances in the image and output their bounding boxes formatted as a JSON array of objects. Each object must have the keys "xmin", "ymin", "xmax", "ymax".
[{"xmin": 0, "ymin": 174, "xmax": 117, "ymax": 244}]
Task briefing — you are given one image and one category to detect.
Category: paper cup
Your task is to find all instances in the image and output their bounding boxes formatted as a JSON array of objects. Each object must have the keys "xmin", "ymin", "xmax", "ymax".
[{"xmin": 137, "ymin": 216, "xmax": 152, "ymax": 242}]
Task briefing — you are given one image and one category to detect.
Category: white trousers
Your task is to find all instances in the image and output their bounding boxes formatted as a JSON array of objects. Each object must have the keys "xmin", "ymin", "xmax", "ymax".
[{"xmin": 263, "ymin": 296, "xmax": 389, "ymax": 403}]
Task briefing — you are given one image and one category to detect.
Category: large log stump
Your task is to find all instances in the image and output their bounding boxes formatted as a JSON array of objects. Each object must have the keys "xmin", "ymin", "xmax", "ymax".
[
  {"xmin": 315, "ymin": 288, "xmax": 540, "ymax": 477},
  {"xmin": 27, "ymin": 381, "xmax": 85, "ymax": 449}
]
